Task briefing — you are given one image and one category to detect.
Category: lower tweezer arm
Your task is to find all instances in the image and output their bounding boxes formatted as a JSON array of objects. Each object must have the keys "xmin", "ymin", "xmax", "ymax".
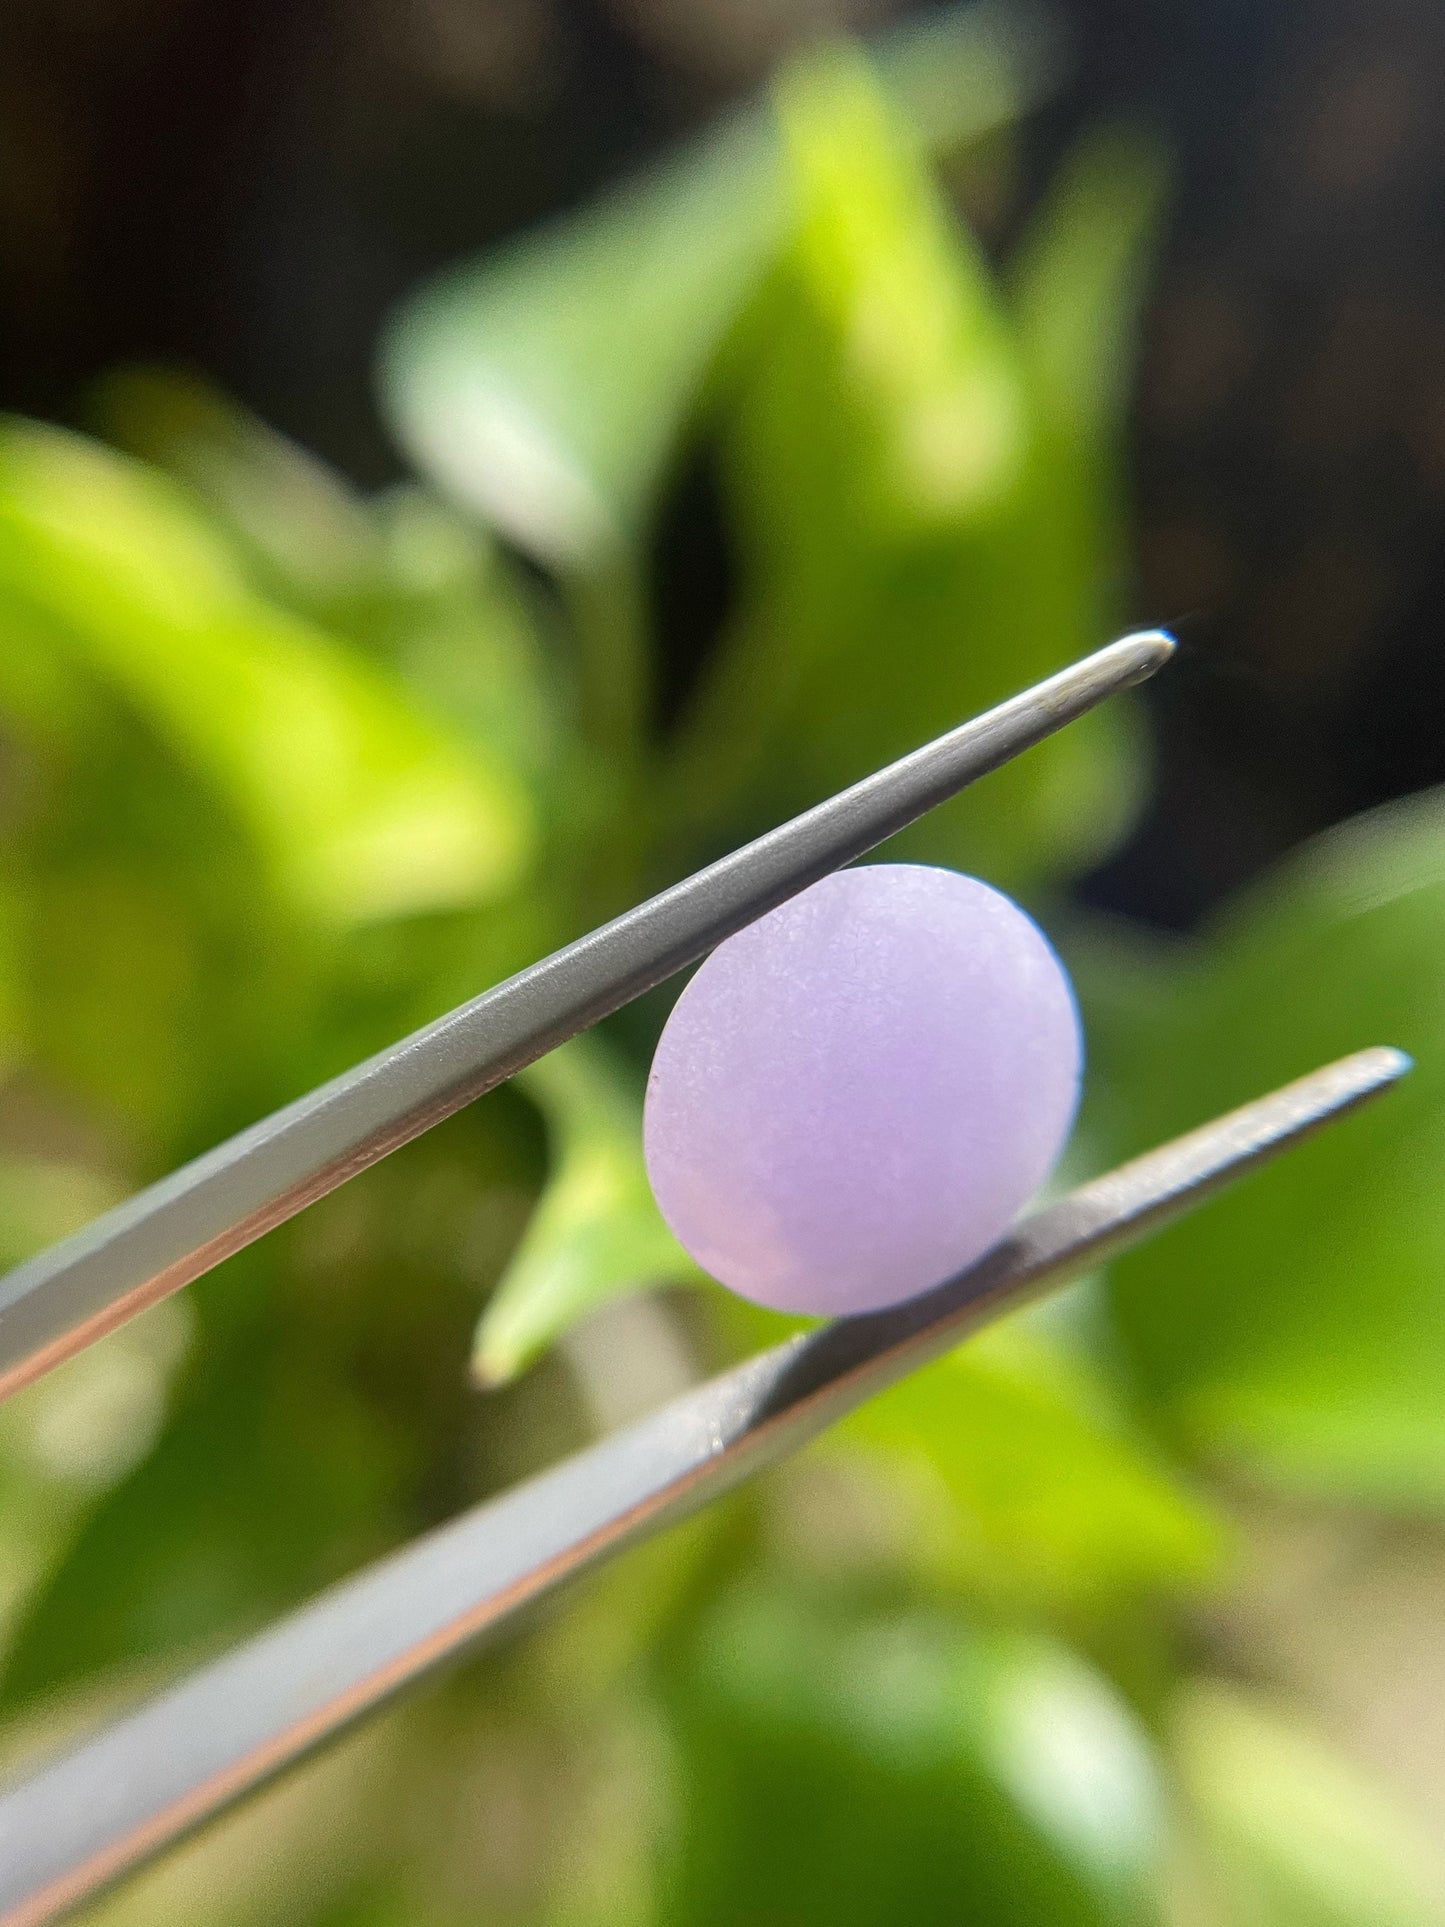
[{"xmin": 0, "ymin": 1045, "xmax": 1406, "ymax": 1927}]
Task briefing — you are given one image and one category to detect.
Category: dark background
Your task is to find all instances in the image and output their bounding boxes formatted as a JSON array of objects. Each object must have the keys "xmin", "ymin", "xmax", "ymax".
[{"xmin": 4, "ymin": 0, "xmax": 1442, "ymax": 928}]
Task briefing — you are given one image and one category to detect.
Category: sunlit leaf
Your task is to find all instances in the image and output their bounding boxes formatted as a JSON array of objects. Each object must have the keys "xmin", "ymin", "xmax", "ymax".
[
  {"xmin": 92, "ymin": 371, "xmax": 566, "ymax": 788},
  {"xmin": 381, "ymin": 114, "xmax": 780, "ymax": 571},
  {"xmin": 665, "ymin": 50, "xmax": 1157, "ymax": 894},
  {"xmin": 1172, "ymin": 1683, "xmax": 1445, "ymax": 1926},
  {"xmin": 1091, "ymin": 787, "xmax": 1445, "ymax": 1504},
  {"xmin": 0, "ymin": 420, "xmax": 535, "ymax": 926},
  {"xmin": 662, "ymin": 1585, "xmax": 1165, "ymax": 1925},
  {"xmin": 368, "ymin": 486, "xmax": 564, "ymax": 786},
  {"xmin": 91, "ymin": 365, "xmax": 381, "ymax": 620},
  {"xmin": 841, "ymin": 1317, "xmax": 1223, "ymax": 1611},
  {"xmin": 472, "ymin": 1034, "xmax": 704, "ymax": 1388},
  {"xmin": 377, "ymin": 8, "xmax": 1044, "ymax": 575},
  {"xmin": 6, "ymin": 709, "xmax": 346, "ymax": 1161}
]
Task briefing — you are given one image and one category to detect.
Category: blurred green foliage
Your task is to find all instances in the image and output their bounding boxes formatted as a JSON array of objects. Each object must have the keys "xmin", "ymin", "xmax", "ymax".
[{"xmin": 0, "ymin": 13, "xmax": 1442, "ymax": 1924}]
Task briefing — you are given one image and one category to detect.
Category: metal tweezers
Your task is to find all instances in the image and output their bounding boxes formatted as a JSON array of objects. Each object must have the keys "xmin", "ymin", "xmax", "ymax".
[{"xmin": 0, "ymin": 633, "xmax": 1408, "ymax": 1924}]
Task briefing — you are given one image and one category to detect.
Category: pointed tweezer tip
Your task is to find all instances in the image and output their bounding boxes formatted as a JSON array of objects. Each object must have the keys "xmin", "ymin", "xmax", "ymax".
[
  {"xmin": 1351, "ymin": 1043, "xmax": 1413, "ymax": 1088},
  {"xmin": 1111, "ymin": 626, "xmax": 1177, "ymax": 683}
]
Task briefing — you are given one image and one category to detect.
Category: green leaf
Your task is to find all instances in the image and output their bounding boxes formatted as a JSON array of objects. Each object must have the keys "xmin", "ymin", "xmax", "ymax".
[
  {"xmin": 0, "ymin": 1089, "xmax": 541, "ymax": 1712},
  {"xmin": 0, "ymin": 868, "xmax": 22, "ymax": 1080},
  {"xmin": 0, "ymin": 1166, "xmax": 187, "ymax": 1658},
  {"xmin": 873, "ymin": 1, "xmax": 1064, "ymax": 160},
  {"xmin": 0, "ymin": 1156, "xmax": 123, "ymax": 1275},
  {"xmin": 379, "ymin": 116, "xmax": 781, "ymax": 571},
  {"xmin": 1010, "ymin": 126, "xmax": 1168, "ymax": 447},
  {"xmin": 471, "ymin": 1034, "xmax": 704, "ymax": 1387},
  {"xmin": 91, "ymin": 371, "xmax": 566, "ymax": 787},
  {"xmin": 25, "ymin": 858, "xmax": 242, "ymax": 1153},
  {"xmin": 665, "ymin": 50, "xmax": 1158, "ymax": 894},
  {"xmin": 662, "ymin": 1586, "xmax": 1165, "ymax": 1926},
  {"xmin": 0, "ymin": 1272, "xmax": 406, "ymax": 1710},
  {"xmin": 1092, "ymin": 786, "xmax": 1445, "ymax": 1504},
  {"xmin": 994, "ymin": 122, "xmax": 1167, "ymax": 869},
  {"xmin": 376, "ymin": 8, "xmax": 1045, "ymax": 575},
  {"xmin": 1173, "ymin": 1683, "xmax": 1445, "ymax": 1926},
  {"xmin": 0, "ymin": 1296, "xmax": 191, "ymax": 1514},
  {"xmin": 90, "ymin": 365, "xmax": 382, "ymax": 621},
  {"xmin": 840, "ymin": 1316, "xmax": 1223, "ymax": 1612},
  {"xmin": 0, "ymin": 419, "xmax": 535, "ymax": 926},
  {"xmin": 366, "ymin": 486, "xmax": 564, "ymax": 788}
]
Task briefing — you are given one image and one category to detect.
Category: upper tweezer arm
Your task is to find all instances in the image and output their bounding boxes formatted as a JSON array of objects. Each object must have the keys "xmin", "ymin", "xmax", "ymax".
[{"xmin": 0, "ymin": 632, "xmax": 1171, "ymax": 1401}]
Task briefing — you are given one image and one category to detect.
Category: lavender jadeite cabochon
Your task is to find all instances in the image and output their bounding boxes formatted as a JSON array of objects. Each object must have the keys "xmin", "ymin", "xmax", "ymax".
[{"xmin": 643, "ymin": 864, "xmax": 1083, "ymax": 1317}]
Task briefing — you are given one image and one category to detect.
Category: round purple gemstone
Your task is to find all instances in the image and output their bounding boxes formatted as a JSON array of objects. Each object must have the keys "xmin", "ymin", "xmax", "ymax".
[{"xmin": 643, "ymin": 864, "xmax": 1082, "ymax": 1316}]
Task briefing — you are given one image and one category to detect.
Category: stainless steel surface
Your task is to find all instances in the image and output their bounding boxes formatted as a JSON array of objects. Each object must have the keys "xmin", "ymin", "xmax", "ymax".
[
  {"xmin": 0, "ymin": 1045, "xmax": 1406, "ymax": 1927},
  {"xmin": 0, "ymin": 632, "xmax": 1172, "ymax": 1402}
]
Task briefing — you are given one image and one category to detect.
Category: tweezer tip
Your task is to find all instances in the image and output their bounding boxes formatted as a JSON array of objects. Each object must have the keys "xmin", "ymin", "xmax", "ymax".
[
  {"xmin": 1295, "ymin": 1044, "xmax": 1412, "ymax": 1122},
  {"xmin": 1352, "ymin": 1043, "xmax": 1413, "ymax": 1086},
  {"xmin": 1110, "ymin": 627, "xmax": 1177, "ymax": 683}
]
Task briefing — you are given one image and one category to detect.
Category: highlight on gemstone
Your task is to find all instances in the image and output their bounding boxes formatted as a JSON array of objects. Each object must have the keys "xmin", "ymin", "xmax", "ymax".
[{"xmin": 643, "ymin": 863, "xmax": 1083, "ymax": 1317}]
